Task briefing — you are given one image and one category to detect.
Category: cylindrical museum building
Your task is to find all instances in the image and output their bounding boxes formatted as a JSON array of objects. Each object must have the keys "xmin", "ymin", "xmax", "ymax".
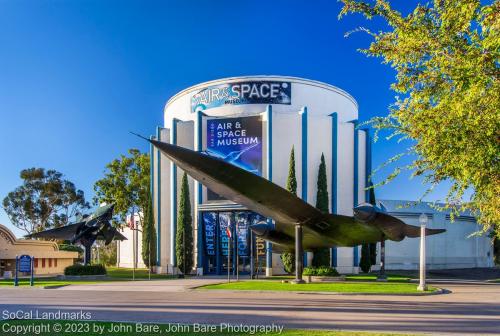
[{"xmin": 152, "ymin": 76, "xmax": 371, "ymax": 275}]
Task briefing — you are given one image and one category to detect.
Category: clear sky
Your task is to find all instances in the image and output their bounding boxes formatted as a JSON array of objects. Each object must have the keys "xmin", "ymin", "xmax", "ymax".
[{"xmin": 0, "ymin": 0, "xmax": 450, "ymax": 237}]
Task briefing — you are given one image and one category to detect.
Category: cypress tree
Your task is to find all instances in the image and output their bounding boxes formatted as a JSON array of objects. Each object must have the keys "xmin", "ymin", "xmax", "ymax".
[
  {"xmin": 176, "ymin": 172, "xmax": 193, "ymax": 274},
  {"xmin": 360, "ymin": 243, "xmax": 372, "ymax": 273},
  {"xmin": 312, "ymin": 154, "xmax": 330, "ymax": 267},
  {"xmin": 315, "ymin": 153, "xmax": 329, "ymax": 213},
  {"xmin": 141, "ymin": 186, "xmax": 157, "ymax": 268},
  {"xmin": 286, "ymin": 146, "xmax": 297, "ymax": 194},
  {"xmin": 280, "ymin": 147, "xmax": 296, "ymax": 274}
]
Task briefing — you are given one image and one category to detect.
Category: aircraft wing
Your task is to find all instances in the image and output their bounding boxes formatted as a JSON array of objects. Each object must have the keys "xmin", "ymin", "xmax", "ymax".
[
  {"xmin": 96, "ymin": 228, "xmax": 127, "ymax": 242},
  {"xmin": 149, "ymin": 139, "xmax": 445, "ymax": 248},
  {"xmin": 25, "ymin": 222, "xmax": 83, "ymax": 240},
  {"xmin": 402, "ymin": 224, "xmax": 446, "ymax": 238},
  {"xmin": 150, "ymin": 139, "xmax": 325, "ymax": 227}
]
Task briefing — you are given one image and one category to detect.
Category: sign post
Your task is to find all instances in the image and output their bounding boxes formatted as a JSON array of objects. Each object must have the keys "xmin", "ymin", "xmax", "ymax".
[
  {"xmin": 250, "ymin": 229, "xmax": 254, "ymax": 279},
  {"xmin": 30, "ymin": 256, "xmax": 34, "ymax": 286},
  {"xmin": 227, "ymin": 235, "xmax": 231, "ymax": 283},
  {"xmin": 14, "ymin": 256, "xmax": 18, "ymax": 287},
  {"xmin": 15, "ymin": 255, "xmax": 34, "ymax": 287},
  {"xmin": 227, "ymin": 221, "xmax": 232, "ymax": 283},
  {"xmin": 236, "ymin": 235, "xmax": 239, "ymax": 281}
]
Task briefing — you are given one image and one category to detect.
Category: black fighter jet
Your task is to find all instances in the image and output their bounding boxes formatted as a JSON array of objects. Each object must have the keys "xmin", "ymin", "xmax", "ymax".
[
  {"xmin": 145, "ymin": 137, "xmax": 445, "ymax": 280},
  {"xmin": 27, "ymin": 204, "xmax": 126, "ymax": 264}
]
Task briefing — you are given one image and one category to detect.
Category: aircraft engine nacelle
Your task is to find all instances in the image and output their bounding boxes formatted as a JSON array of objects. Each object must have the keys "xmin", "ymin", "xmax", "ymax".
[
  {"xmin": 352, "ymin": 204, "xmax": 378, "ymax": 223},
  {"xmin": 353, "ymin": 203, "xmax": 406, "ymax": 241},
  {"xmin": 250, "ymin": 223, "xmax": 295, "ymax": 249}
]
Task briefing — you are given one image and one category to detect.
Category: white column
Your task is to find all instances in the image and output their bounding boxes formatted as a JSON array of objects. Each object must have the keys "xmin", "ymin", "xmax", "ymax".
[{"xmin": 418, "ymin": 213, "xmax": 428, "ymax": 291}]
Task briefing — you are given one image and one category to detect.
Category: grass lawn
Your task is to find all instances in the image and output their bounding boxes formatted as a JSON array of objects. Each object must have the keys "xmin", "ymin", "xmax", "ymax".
[
  {"xmin": 0, "ymin": 320, "xmax": 417, "ymax": 336},
  {"xmin": 106, "ymin": 267, "xmax": 177, "ymax": 279},
  {"xmin": 344, "ymin": 274, "xmax": 411, "ymax": 282},
  {"xmin": 0, "ymin": 267, "xmax": 177, "ymax": 287},
  {"xmin": 200, "ymin": 280, "xmax": 435, "ymax": 294},
  {"xmin": 264, "ymin": 274, "xmax": 412, "ymax": 283}
]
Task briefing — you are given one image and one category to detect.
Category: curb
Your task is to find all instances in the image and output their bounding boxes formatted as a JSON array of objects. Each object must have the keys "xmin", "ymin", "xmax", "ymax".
[
  {"xmin": 42, "ymin": 285, "xmax": 70, "ymax": 289},
  {"xmin": 194, "ymin": 287, "xmax": 447, "ymax": 296},
  {"xmin": 0, "ymin": 285, "xmax": 70, "ymax": 290}
]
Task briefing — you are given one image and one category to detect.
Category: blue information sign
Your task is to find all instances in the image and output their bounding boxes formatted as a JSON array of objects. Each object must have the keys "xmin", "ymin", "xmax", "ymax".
[{"xmin": 19, "ymin": 255, "xmax": 32, "ymax": 273}]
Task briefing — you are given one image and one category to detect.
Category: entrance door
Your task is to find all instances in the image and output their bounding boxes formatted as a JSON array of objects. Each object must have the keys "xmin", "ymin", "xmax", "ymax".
[{"xmin": 201, "ymin": 210, "xmax": 265, "ymax": 275}]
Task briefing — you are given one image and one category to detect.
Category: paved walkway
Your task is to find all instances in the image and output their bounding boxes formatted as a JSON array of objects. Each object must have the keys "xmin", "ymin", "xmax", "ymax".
[
  {"xmin": 55, "ymin": 277, "xmax": 225, "ymax": 292},
  {"xmin": 0, "ymin": 278, "xmax": 499, "ymax": 335}
]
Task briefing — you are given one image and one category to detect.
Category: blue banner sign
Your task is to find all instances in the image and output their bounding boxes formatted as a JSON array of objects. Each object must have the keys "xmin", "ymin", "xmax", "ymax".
[
  {"xmin": 18, "ymin": 255, "xmax": 32, "ymax": 273},
  {"xmin": 206, "ymin": 115, "xmax": 262, "ymax": 200},
  {"xmin": 202, "ymin": 212, "xmax": 217, "ymax": 256},
  {"xmin": 250, "ymin": 214, "xmax": 267, "ymax": 257},
  {"xmin": 235, "ymin": 213, "xmax": 249, "ymax": 257},
  {"xmin": 207, "ymin": 115, "xmax": 262, "ymax": 174},
  {"xmin": 219, "ymin": 212, "xmax": 232, "ymax": 256},
  {"xmin": 192, "ymin": 81, "xmax": 291, "ymax": 113}
]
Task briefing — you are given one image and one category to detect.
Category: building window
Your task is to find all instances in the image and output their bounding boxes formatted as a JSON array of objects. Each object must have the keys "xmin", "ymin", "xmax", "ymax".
[
  {"xmin": 34, "ymin": 258, "xmax": 38, "ymax": 268},
  {"xmin": 41, "ymin": 258, "xmax": 45, "ymax": 268},
  {"xmin": 54, "ymin": 259, "xmax": 57, "ymax": 267},
  {"xmin": 48, "ymin": 258, "xmax": 52, "ymax": 267}
]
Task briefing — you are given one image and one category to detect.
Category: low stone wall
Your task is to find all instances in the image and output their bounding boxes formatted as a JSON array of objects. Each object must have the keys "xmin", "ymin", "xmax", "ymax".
[{"xmin": 305, "ymin": 275, "xmax": 346, "ymax": 283}]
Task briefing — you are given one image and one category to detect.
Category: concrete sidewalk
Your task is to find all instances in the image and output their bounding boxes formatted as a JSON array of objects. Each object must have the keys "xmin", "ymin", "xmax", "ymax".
[
  {"xmin": 1, "ymin": 281, "xmax": 499, "ymax": 335},
  {"xmin": 56, "ymin": 277, "xmax": 226, "ymax": 292}
]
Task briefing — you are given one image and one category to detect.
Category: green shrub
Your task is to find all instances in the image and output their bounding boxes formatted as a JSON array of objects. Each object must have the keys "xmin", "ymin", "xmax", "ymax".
[
  {"xmin": 64, "ymin": 264, "xmax": 107, "ymax": 276},
  {"xmin": 303, "ymin": 266, "xmax": 339, "ymax": 276},
  {"xmin": 59, "ymin": 244, "xmax": 84, "ymax": 253},
  {"xmin": 280, "ymin": 252, "xmax": 295, "ymax": 274}
]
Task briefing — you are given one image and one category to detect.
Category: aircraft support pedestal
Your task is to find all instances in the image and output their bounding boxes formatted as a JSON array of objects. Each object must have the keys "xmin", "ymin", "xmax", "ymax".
[
  {"xmin": 292, "ymin": 224, "xmax": 305, "ymax": 284},
  {"xmin": 377, "ymin": 237, "xmax": 387, "ymax": 282},
  {"xmin": 83, "ymin": 243, "xmax": 92, "ymax": 266}
]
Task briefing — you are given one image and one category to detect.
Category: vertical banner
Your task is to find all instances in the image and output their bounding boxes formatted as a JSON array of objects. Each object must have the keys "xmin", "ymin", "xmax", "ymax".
[
  {"xmin": 219, "ymin": 212, "xmax": 233, "ymax": 256},
  {"xmin": 251, "ymin": 213, "xmax": 267, "ymax": 257},
  {"xmin": 202, "ymin": 212, "xmax": 217, "ymax": 256},
  {"xmin": 206, "ymin": 115, "xmax": 263, "ymax": 200},
  {"xmin": 235, "ymin": 212, "xmax": 249, "ymax": 257}
]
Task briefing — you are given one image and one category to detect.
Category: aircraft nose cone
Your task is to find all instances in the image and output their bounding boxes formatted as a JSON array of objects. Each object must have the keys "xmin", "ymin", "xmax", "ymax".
[{"xmin": 250, "ymin": 223, "xmax": 271, "ymax": 236}]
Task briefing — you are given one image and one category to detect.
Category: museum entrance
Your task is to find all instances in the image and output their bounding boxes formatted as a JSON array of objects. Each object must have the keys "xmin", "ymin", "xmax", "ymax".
[{"xmin": 201, "ymin": 210, "xmax": 267, "ymax": 275}]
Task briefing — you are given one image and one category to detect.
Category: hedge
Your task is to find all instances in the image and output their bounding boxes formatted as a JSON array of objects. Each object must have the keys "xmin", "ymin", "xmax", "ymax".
[
  {"xmin": 64, "ymin": 264, "xmax": 107, "ymax": 276},
  {"xmin": 303, "ymin": 266, "xmax": 339, "ymax": 276},
  {"xmin": 58, "ymin": 244, "xmax": 84, "ymax": 253}
]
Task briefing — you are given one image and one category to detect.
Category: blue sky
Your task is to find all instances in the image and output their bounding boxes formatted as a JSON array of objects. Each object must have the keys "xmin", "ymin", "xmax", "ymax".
[{"xmin": 0, "ymin": 0, "xmax": 449, "ymax": 237}]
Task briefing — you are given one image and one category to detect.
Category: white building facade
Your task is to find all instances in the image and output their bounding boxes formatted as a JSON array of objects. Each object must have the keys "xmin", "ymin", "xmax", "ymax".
[
  {"xmin": 378, "ymin": 200, "xmax": 494, "ymax": 270},
  {"xmin": 117, "ymin": 213, "xmax": 146, "ymax": 269},
  {"xmin": 150, "ymin": 76, "xmax": 494, "ymax": 275},
  {"xmin": 152, "ymin": 76, "xmax": 370, "ymax": 275}
]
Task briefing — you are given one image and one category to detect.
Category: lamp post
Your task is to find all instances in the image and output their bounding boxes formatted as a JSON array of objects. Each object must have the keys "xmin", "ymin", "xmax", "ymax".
[{"xmin": 417, "ymin": 213, "xmax": 428, "ymax": 291}]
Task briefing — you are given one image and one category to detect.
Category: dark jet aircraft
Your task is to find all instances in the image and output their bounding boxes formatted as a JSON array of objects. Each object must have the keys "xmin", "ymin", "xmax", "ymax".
[
  {"xmin": 143, "ymin": 137, "xmax": 445, "ymax": 281},
  {"xmin": 27, "ymin": 204, "xmax": 126, "ymax": 265}
]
